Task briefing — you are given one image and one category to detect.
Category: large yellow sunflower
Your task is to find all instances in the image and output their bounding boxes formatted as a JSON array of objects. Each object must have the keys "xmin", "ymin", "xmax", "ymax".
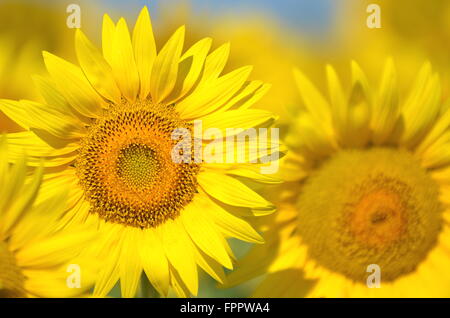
[
  {"xmin": 226, "ymin": 59, "xmax": 450, "ymax": 297},
  {"xmin": 0, "ymin": 7, "xmax": 279, "ymax": 297},
  {"xmin": 0, "ymin": 136, "xmax": 96, "ymax": 298}
]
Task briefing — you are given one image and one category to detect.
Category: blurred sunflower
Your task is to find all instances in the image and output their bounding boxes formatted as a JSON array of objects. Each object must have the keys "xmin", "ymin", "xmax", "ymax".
[
  {"xmin": 0, "ymin": 136, "xmax": 95, "ymax": 298},
  {"xmin": 336, "ymin": 0, "xmax": 450, "ymax": 98},
  {"xmin": 0, "ymin": 7, "xmax": 278, "ymax": 297},
  {"xmin": 227, "ymin": 59, "xmax": 450, "ymax": 297}
]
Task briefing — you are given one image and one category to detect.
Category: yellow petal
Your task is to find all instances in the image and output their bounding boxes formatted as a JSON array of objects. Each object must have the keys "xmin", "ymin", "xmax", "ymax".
[
  {"xmin": 198, "ymin": 194, "xmax": 264, "ymax": 243},
  {"xmin": 350, "ymin": 60, "xmax": 372, "ymax": 103},
  {"xmin": 286, "ymin": 111, "xmax": 336, "ymax": 158},
  {"xmin": 165, "ymin": 37, "xmax": 212, "ymax": 104},
  {"xmin": 192, "ymin": 246, "xmax": 226, "ymax": 284},
  {"xmin": 111, "ymin": 18, "xmax": 140, "ymax": 101},
  {"xmin": 160, "ymin": 219, "xmax": 198, "ymax": 296},
  {"xmin": 221, "ymin": 80, "xmax": 270, "ymax": 111},
  {"xmin": 399, "ymin": 62, "xmax": 441, "ymax": 148},
  {"xmin": 177, "ymin": 66, "xmax": 253, "ymax": 119},
  {"xmin": 43, "ymin": 51, "xmax": 105, "ymax": 118},
  {"xmin": 345, "ymin": 80, "xmax": 371, "ymax": 147},
  {"xmin": 0, "ymin": 153, "xmax": 26, "ymax": 227},
  {"xmin": 211, "ymin": 164, "xmax": 283, "ymax": 184},
  {"xmin": 0, "ymin": 99, "xmax": 85, "ymax": 139},
  {"xmin": 150, "ymin": 26, "xmax": 185, "ymax": 103},
  {"xmin": 201, "ymin": 43, "xmax": 230, "ymax": 83},
  {"xmin": 420, "ymin": 131, "xmax": 450, "ymax": 168},
  {"xmin": 0, "ymin": 136, "xmax": 8, "ymax": 202},
  {"xmin": 201, "ymin": 109, "xmax": 276, "ymax": 139},
  {"xmin": 140, "ymin": 229, "xmax": 170, "ymax": 297},
  {"xmin": 326, "ymin": 65, "xmax": 346, "ymax": 141},
  {"xmin": 416, "ymin": 100, "xmax": 450, "ymax": 156},
  {"xmin": 293, "ymin": 67, "xmax": 331, "ymax": 124},
  {"xmin": 371, "ymin": 58, "xmax": 399, "ymax": 144},
  {"xmin": 93, "ymin": 247, "xmax": 121, "ymax": 297},
  {"xmin": 6, "ymin": 129, "xmax": 76, "ymax": 158},
  {"xmin": 182, "ymin": 198, "xmax": 233, "ymax": 269},
  {"xmin": 1, "ymin": 165, "xmax": 42, "ymax": 237},
  {"xmin": 132, "ymin": 6, "xmax": 157, "ymax": 99},
  {"xmin": 75, "ymin": 29, "xmax": 121, "ymax": 103},
  {"xmin": 198, "ymin": 171, "xmax": 273, "ymax": 209},
  {"xmin": 119, "ymin": 228, "xmax": 142, "ymax": 298},
  {"xmin": 15, "ymin": 230, "xmax": 94, "ymax": 268},
  {"xmin": 32, "ymin": 75, "xmax": 83, "ymax": 120},
  {"xmin": 102, "ymin": 14, "xmax": 115, "ymax": 65}
]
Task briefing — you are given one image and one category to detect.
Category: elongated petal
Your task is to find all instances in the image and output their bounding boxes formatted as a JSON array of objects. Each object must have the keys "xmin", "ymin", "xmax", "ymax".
[
  {"xmin": 0, "ymin": 136, "xmax": 8, "ymax": 204},
  {"xmin": 119, "ymin": 228, "xmax": 142, "ymax": 298},
  {"xmin": 32, "ymin": 75, "xmax": 80, "ymax": 119},
  {"xmin": 371, "ymin": 58, "xmax": 399, "ymax": 144},
  {"xmin": 201, "ymin": 43, "xmax": 230, "ymax": 83},
  {"xmin": 293, "ymin": 68, "xmax": 331, "ymax": 124},
  {"xmin": 420, "ymin": 131, "xmax": 450, "ymax": 168},
  {"xmin": 102, "ymin": 14, "xmax": 115, "ymax": 64},
  {"xmin": 140, "ymin": 229, "xmax": 170, "ymax": 296},
  {"xmin": 177, "ymin": 66, "xmax": 252, "ymax": 119},
  {"xmin": 165, "ymin": 37, "xmax": 212, "ymax": 104},
  {"xmin": 160, "ymin": 219, "xmax": 198, "ymax": 295},
  {"xmin": 111, "ymin": 18, "xmax": 140, "ymax": 101},
  {"xmin": 192, "ymin": 246, "xmax": 226, "ymax": 284},
  {"xmin": 150, "ymin": 26, "xmax": 185, "ymax": 103},
  {"xmin": 198, "ymin": 194, "xmax": 264, "ymax": 243},
  {"xmin": 220, "ymin": 81, "xmax": 270, "ymax": 111},
  {"xmin": 15, "ymin": 231, "xmax": 94, "ymax": 268},
  {"xmin": 43, "ymin": 51, "xmax": 105, "ymax": 117},
  {"xmin": 399, "ymin": 62, "xmax": 441, "ymax": 148},
  {"xmin": 1, "ymin": 165, "xmax": 42, "ymax": 236},
  {"xmin": 351, "ymin": 60, "xmax": 372, "ymax": 104},
  {"xmin": 182, "ymin": 199, "xmax": 233, "ymax": 269},
  {"xmin": 416, "ymin": 100, "xmax": 450, "ymax": 155},
  {"xmin": 326, "ymin": 65, "xmax": 346, "ymax": 141},
  {"xmin": 75, "ymin": 29, "xmax": 121, "ymax": 103},
  {"xmin": 93, "ymin": 244, "xmax": 121, "ymax": 297},
  {"xmin": 0, "ymin": 99, "xmax": 85, "ymax": 139},
  {"xmin": 132, "ymin": 6, "xmax": 157, "ymax": 99},
  {"xmin": 201, "ymin": 109, "xmax": 275, "ymax": 139},
  {"xmin": 286, "ymin": 111, "xmax": 336, "ymax": 158},
  {"xmin": 198, "ymin": 171, "xmax": 273, "ymax": 209}
]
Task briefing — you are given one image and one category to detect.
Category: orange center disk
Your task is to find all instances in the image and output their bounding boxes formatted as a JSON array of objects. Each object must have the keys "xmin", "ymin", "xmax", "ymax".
[
  {"xmin": 349, "ymin": 188, "xmax": 406, "ymax": 248},
  {"xmin": 76, "ymin": 104, "xmax": 200, "ymax": 228}
]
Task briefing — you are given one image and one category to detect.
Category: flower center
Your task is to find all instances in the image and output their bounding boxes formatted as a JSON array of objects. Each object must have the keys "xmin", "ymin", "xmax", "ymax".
[
  {"xmin": 76, "ymin": 100, "xmax": 200, "ymax": 229},
  {"xmin": 296, "ymin": 148, "xmax": 443, "ymax": 282},
  {"xmin": 0, "ymin": 241, "xmax": 26, "ymax": 297},
  {"xmin": 116, "ymin": 143, "xmax": 160, "ymax": 191}
]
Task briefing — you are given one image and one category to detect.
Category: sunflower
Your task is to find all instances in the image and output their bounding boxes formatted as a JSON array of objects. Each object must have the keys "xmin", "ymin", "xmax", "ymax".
[
  {"xmin": 226, "ymin": 59, "xmax": 450, "ymax": 297},
  {"xmin": 0, "ymin": 136, "xmax": 96, "ymax": 297},
  {"xmin": 0, "ymin": 7, "xmax": 279, "ymax": 297}
]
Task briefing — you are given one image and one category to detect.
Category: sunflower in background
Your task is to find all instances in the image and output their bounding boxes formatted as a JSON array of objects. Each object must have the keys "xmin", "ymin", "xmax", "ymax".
[
  {"xmin": 0, "ymin": 136, "xmax": 96, "ymax": 297},
  {"xmin": 335, "ymin": 0, "xmax": 450, "ymax": 97},
  {"xmin": 0, "ymin": 7, "xmax": 280, "ymax": 298},
  {"xmin": 226, "ymin": 59, "xmax": 450, "ymax": 297}
]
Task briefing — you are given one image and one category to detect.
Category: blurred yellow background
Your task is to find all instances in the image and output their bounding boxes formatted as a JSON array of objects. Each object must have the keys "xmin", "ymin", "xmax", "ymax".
[{"xmin": 0, "ymin": 0, "xmax": 448, "ymax": 297}]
